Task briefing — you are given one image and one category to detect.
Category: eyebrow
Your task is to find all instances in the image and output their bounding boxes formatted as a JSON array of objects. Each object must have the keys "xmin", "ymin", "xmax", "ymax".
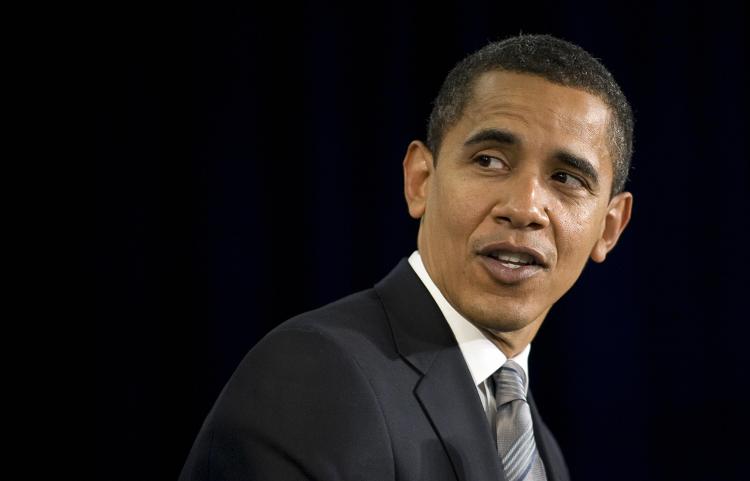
[{"xmin": 464, "ymin": 128, "xmax": 519, "ymax": 147}]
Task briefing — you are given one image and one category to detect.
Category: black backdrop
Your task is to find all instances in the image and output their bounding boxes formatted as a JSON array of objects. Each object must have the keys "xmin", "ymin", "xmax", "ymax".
[{"xmin": 96, "ymin": 1, "xmax": 749, "ymax": 480}]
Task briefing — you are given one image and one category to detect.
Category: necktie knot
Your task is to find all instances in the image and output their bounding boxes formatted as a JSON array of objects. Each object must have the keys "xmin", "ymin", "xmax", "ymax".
[
  {"xmin": 492, "ymin": 359, "xmax": 528, "ymax": 407},
  {"xmin": 492, "ymin": 359, "xmax": 546, "ymax": 481}
]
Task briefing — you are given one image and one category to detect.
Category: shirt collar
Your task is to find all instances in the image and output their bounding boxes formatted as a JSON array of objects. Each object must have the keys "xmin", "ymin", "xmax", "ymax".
[{"xmin": 407, "ymin": 250, "xmax": 531, "ymax": 390}]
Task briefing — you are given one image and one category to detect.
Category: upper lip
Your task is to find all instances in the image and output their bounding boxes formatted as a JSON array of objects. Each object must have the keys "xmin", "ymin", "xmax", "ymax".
[{"xmin": 477, "ymin": 241, "xmax": 549, "ymax": 268}]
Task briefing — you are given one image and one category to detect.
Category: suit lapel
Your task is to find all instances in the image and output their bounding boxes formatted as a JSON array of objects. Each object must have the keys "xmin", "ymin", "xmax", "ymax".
[
  {"xmin": 528, "ymin": 391, "xmax": 566, "ymax": 481},
  {"xmin": 375, "ymin": 259, "xmax": 503, "ymax": 481},
  {"xmin": 415, "ymin": 348, "xmax": 506, "ymax": 481}
]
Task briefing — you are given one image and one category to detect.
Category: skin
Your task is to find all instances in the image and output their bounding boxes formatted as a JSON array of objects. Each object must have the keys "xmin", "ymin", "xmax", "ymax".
[{"xmin": 403, "ymin": 70, "xmax": 632, "ymax": 358}]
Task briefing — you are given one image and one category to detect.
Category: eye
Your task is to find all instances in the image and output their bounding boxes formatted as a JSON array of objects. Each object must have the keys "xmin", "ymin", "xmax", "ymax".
[
  {"xmin": 551, "ymin": 171, "xmax": 586, "ymax": 188},
  {"xmin": 474, "ymin": 154, "xmax": 507, "ymax": 170}
]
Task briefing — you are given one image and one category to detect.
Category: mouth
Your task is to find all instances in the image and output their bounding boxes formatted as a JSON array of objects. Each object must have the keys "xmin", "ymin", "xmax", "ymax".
[
  {"xmin": 476, "ymin": 243, "xmax": 548, "ymax": 284},
  {"xmin": 477, "ymin": 243, "xmax": 547, "ymax": 268},
  {"xmin": 484, "ymin": 250, "xmax": 539, "ymax": 269}
]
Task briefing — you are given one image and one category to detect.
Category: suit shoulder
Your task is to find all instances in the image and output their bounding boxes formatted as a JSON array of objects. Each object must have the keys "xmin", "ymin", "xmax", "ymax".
[
  {"xmin": 264, "ymin": 287, "xmax": 391, "ymax": 348},
  {"xmin": 197, "ymin": 300, "xmax": 397, "ymax": 481}
]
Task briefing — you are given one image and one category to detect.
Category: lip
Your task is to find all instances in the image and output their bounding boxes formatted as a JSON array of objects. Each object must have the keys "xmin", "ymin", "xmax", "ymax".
[
  {"xmin": 476, "ymin": 241, "xmax": 548, "ymax": 267},
  {"xmin": 477, "ymin": 255, "xmax": 544, "ymax": 284},
  {"xmin": 476, "ymin": 241, "xmax": 549, "ymax": 285}
]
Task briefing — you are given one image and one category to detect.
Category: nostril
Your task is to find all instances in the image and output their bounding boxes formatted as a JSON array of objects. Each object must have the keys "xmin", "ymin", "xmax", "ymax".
[
  {"xmin": 492, "ymin": 200, "xmax": 550, "ymax": 229},
  {"xmin": 495, "ymin": 214, "xmax": 546, "ymax": 230}
]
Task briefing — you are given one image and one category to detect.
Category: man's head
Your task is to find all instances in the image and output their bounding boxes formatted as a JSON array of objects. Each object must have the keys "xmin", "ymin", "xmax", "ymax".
[
  {"xmin": 403, "ymin": 35, "xmax": 633, "ymax": 355},
  {"xmin": 427, "ymin": 34, "xmax": 633, "ymax": 197}
]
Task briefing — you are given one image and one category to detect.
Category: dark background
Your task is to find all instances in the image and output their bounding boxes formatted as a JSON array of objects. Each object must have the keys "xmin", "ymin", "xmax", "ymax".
[{"xmin": 96, "ymin": 1, "xmax": 748, "ymax": 480}]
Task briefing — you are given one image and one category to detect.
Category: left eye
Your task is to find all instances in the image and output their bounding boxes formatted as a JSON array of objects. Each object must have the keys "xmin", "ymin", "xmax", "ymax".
[{"xmin": 552, "ymin": 172, "xmax": 585, "ymax": 188}]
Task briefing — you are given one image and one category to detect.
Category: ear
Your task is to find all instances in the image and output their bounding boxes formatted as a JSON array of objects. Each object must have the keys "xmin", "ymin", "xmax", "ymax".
[
  {"xmin": 590, "ymin": 191, "xmax": 633, "ymax": 263},
  {"xmin": 403, "ymin": 140, "xmax": 434, "ymax": 219}
]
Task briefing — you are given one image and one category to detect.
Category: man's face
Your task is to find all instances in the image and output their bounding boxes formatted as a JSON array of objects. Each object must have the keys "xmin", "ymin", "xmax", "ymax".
[{"xmin": 404, "ymin": 71, "xmax": 631, "ymax": 342}]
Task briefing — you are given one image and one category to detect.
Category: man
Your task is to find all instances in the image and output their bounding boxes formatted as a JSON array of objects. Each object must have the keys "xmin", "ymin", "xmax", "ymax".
[{"xmin": 180, "ymin": 34, "xmax": 633, "ymax": 481}]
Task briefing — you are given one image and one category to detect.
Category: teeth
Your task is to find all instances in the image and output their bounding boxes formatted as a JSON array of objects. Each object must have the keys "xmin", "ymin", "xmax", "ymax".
[{"xmin": 492, "ymin": 251, "xmax": 535, "ymax": 265}]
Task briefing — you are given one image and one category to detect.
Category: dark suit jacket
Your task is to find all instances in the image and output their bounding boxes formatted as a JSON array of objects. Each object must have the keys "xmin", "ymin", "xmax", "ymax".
[{"xmin": 180, "ymin": 258, "xmax": 570, "ymax": 481}]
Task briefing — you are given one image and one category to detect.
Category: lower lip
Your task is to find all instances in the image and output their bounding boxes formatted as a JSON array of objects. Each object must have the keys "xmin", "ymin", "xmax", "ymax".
[{"xmin": 477, "ymin": 255, "xmax": 544, "ymax": 284}]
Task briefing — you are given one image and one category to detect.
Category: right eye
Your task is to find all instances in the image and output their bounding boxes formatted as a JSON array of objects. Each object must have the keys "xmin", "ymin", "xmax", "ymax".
[{"xmin": 474, "ymin": 155, "xmax": 506, "ymax": 170}]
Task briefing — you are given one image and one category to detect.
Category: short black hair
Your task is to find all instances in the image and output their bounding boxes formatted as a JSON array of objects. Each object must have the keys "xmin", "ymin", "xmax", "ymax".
[{"xmin": 426, "ymin": 34, "xmax": 633, "ymax": 196}]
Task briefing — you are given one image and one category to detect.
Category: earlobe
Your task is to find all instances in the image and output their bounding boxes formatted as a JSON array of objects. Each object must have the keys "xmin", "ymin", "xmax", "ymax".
[
  {"xmin": 403, "ymin": 140, "xmax": 434, "ymax": 219},
  {"xmin": 590, "ymin": 192, "xmax": 633, "ymax": 263}
]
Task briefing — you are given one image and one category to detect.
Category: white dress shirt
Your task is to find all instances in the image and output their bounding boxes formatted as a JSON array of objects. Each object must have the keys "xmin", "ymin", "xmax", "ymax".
[{"xmin": 407, "ymin": 250, "xmax": 532, "ymax": 426}]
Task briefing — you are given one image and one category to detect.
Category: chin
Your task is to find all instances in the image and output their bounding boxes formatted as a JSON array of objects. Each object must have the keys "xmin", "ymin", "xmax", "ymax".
[
  {"xmin": 462, "ymin": 300, "xmax": 539, "ymax": 334},
  {"xmin": 478, "ymin": 317, "xmax": 534, "ymax": 335}
]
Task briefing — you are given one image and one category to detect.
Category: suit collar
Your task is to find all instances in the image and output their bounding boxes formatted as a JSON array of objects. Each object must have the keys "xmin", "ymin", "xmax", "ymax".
[
  {"xmin": 374, "ymin": 258, "xmax": 449, "ymax": 375},
  {"xmin": 375, "ymin": 259, "xmax": 504, "ymax": 481}
]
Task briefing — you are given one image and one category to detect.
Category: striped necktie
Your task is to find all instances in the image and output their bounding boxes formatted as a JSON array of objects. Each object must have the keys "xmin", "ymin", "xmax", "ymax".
[{"xmin": 492, "ymin": 360, "xmax": 548, "ymax": 481}]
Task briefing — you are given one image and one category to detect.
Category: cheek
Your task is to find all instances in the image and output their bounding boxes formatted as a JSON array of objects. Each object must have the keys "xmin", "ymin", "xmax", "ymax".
[
  {"xmin": 431, "ymin": 177, "xmax": 487, "ymax": 239},
  {"xmin": 555, "ymin": 205, "xmax": 605, "ymax": 265}
]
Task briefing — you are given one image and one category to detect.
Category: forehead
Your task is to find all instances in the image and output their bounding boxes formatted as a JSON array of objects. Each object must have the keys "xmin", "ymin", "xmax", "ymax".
[{"xmin": 452, "ymin": 70, "xmax": 613, "ymax": 172}]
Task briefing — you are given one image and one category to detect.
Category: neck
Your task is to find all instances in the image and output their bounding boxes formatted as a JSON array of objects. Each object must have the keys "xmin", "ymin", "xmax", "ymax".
[{"xmin": 477, "ymin": 312, "xmax": 546, "ymax": 358}]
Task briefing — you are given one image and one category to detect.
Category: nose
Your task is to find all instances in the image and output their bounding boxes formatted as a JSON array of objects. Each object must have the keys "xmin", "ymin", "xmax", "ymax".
[{"xmin": 491, "ymin": 172, "xmax": 550, "ymax": 230}]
